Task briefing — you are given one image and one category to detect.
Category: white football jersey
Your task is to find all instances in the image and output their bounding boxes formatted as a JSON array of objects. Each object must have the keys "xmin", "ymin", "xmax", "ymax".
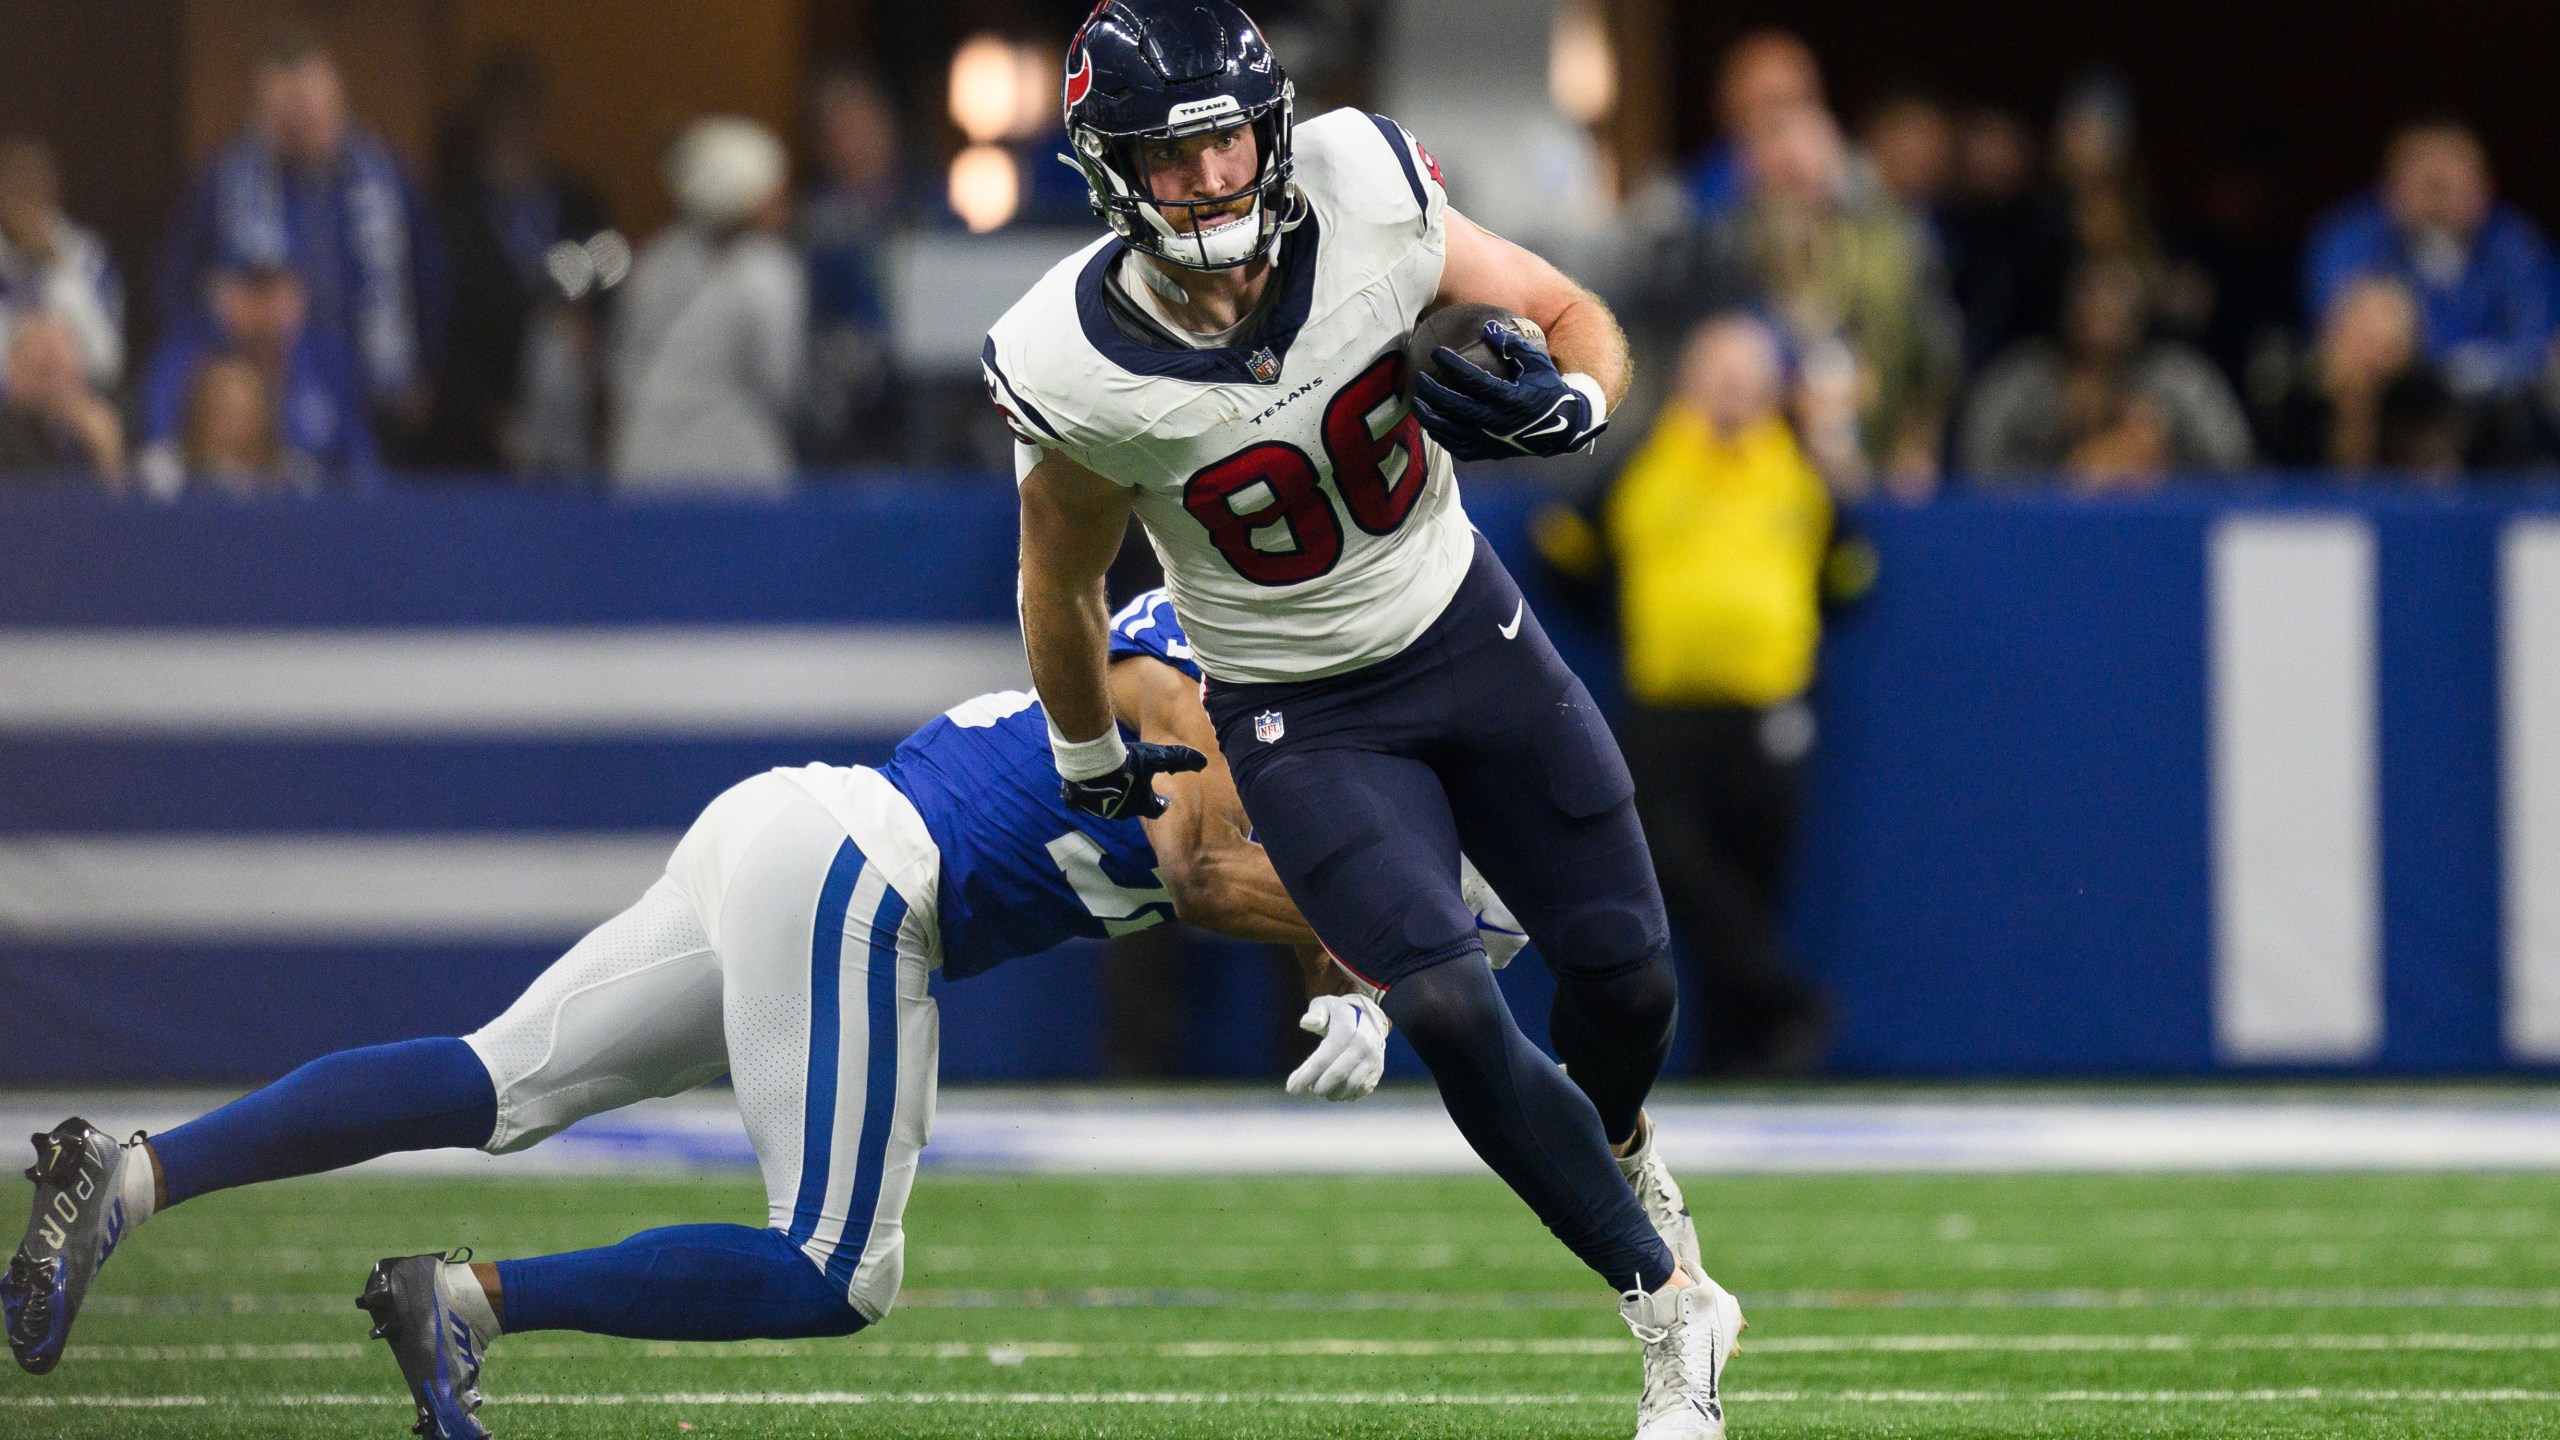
[{"xmin": 985, "ymin": 108, "xmax": 1471, "ymax": 684}]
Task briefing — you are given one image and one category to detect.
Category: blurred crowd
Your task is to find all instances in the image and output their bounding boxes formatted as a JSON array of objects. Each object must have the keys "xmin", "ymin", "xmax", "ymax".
[
  {"xmin": 0, "ymin": 34, "xmax": 943, "ymax": 499},
  {"xmin": 6, "ymin": 25, "xmax": 2560, "ymax": 501},
  {"xmin": 1610, "ymin": 28, "xmax": 2560, "ymax": 501}
]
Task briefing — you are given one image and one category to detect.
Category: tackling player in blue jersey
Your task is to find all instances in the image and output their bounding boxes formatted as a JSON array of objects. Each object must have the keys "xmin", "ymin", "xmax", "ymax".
[
  {"xmin": 4, "ymin": 594, "xmax": 1519, "ymax": 1439},
  {"xmin": 1001, "ymin": 3, "xmax": 1737, "ymax": 1435}
]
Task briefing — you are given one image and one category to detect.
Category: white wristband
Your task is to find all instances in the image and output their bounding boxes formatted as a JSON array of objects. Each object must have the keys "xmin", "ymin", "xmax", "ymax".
[
  {"xmin": 1562, "ymin": 372, "xmax": 1609, "ymax": 430},
  {"xmin": 1048, "ymin": 716, "xmax": 1129, "ymax": 782}
]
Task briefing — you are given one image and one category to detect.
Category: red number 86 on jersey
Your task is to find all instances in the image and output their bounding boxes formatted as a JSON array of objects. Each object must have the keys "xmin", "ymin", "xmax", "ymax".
[{"xmin": 1180, "ymin": 350, "xmax": 1428, "ymax": 587}]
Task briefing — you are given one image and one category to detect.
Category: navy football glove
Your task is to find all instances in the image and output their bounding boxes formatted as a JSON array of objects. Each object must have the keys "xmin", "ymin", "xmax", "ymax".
[
  {"xmin": 1411, "ymin": 324, "xmax": 1608, "ymax": 461},
  {"xmin": 1060, "ymin": 740, "xmax": 1208, "ymax": 820}
]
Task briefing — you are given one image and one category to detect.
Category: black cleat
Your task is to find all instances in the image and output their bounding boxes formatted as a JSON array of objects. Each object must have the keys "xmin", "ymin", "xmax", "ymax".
[
  {"xmin": 5, "ymin": 1118, "xmax": 137, "ymax": 1374},
  {"xmin": 359, "ymin": 1252, "xmax": 493, "ymax": 1440}
]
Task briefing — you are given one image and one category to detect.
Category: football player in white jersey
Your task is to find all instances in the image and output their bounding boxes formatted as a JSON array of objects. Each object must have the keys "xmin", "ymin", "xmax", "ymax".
[{"xmin": 991, "ymin": 3, "xmax": 1740, "ymax": 1435}]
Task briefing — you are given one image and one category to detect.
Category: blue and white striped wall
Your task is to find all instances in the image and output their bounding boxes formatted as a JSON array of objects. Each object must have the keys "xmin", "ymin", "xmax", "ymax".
[
  {"xmin": 0, "ymin": 484, "xmax": 2554, "ymax": 1080},
  {"xmin": 2199, "ymin": 512, "xmax": 2560, "ymax": 1065},
  {"xmin": 1797, "ymin": 492, "xmax": 2560, "ymax": 1075},
  {"xmin": 0, "ymin": 485, "xmax": 1313, "ymax": 1085}
]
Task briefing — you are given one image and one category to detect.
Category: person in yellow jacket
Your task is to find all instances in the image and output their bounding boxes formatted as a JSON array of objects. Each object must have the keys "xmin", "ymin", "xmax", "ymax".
[{"xmin": 1541, "ymin": 313, "xmax": 1836, "ymax": 1073}]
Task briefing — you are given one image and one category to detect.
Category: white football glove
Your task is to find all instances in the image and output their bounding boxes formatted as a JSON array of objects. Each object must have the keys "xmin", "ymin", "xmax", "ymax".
[
  {"xmin": 1286, "ymin": 993, "xmax": 1390, "ymax": 1102},
  {"xmin": 1459, "ymin": 854, "xmax": 1529, "ymax": 969}
]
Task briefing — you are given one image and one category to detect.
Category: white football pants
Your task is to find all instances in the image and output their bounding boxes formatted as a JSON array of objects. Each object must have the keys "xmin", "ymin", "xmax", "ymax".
[{"xmin": 460, "ymin": 764, "xmax": 942, "ymax": 1322}]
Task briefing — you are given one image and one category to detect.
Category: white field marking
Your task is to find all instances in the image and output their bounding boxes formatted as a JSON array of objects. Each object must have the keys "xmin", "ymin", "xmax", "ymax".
[
  {"xmin": 11, "ymin": 1389, "xmax": 2560, "ymax": 1410},
  {"xmin": 73, "ymin": 1285, "xmax": 2560, "ymax": 1318},
  {"xmin": 80, "ymin": 1295, "xmax": 364, "ymax": 1316},
  {"xmin": 63, "ymin": 1333, "xmax": 2560, "ymax": 1365},
  {"xmin": 1736, "ymin": 1390, "xmax": 2560, "ymax": 1404},
  {"xmin": 1744, "ymin": 1333, "xmax": 2560, "ymax": 1354},
  {"xmin": 1739, "ymin": 1286, "xmax": 2560, "ymax": 1312},
  {"xmin": 890, "ymin": 1285, "xmax": 2560, "ymax": 1313},
  {"xmin": 0, "ymin": 1392, "xmax": 1608, "ymax": 1410},
  {"xmin": 101, "ymin": 1231, "xmax": 2560, "ymax": 1278},
  {"xmin": 74, "ymin": 1342, "xmax": 373, "ymax": 1362}
]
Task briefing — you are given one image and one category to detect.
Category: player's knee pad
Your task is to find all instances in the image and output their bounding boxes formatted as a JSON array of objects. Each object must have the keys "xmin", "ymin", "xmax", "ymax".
[
  {"xmin": 1554, "ymin": 935, "xmax": 1677, "ymax": 1026},
  {"xmin": 1378, "ymin": 952, "xmax": 1514, "ymax": 1063},
  {"xmin": 843, "ymin": 1245, "xmax": 904, "ymax": 1325},
  {"xmin": 1542, "ymin": 883, "xmax": 1673, "ymax": 988}
]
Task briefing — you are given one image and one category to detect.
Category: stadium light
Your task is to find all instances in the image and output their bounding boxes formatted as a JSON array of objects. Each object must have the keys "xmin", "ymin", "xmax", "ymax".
[
  {"xmin": 949, "ymin": 143, "xmax": 1022, "ymax": 232},
  {"xmin": 1549, "ymin": 0, "xmax": 1616, "ymax": 125},
  {"xmin": 949, "ymin": 33, "xmax": 1021, "ymax": 143},
  {"xmin": 952, "ymin": 33, "xmax": 1061, "ymax": 145}
]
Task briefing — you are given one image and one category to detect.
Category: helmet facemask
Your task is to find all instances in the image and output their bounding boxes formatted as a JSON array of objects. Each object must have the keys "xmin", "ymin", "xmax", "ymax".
[{"xmin": 1070, "ymin": 86, "xmax": 1297, "ymax": 272}]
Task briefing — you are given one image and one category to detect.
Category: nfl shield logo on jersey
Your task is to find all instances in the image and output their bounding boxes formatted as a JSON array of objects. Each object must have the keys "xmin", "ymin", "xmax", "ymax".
[
  {"xmin": 1254, "ymin": 709, "xmax": 1286, "ymax": 743},
  {"xmin": 1246, "ymin": 347, "xmax": 1281, "ymax": 383}
]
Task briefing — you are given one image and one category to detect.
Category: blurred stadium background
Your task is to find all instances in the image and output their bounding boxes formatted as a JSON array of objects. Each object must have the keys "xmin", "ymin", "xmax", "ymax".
[{"xmin": 1, "ymin": 2, "xmax": 2558, "ymax": 1436}]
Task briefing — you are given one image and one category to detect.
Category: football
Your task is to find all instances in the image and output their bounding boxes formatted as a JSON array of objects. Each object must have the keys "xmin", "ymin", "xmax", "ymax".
[{"xmin": 1401, "ymin": 301, "xmax": 1549, "ymax": 401}]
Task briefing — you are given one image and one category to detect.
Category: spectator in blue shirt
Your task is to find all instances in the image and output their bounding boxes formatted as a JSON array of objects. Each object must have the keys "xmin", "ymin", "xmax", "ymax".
[
  {"xmin": 158, "ymin": 31, "xmax": 445, "ymax": 427},
  {"xmin": 1685, "ymin": 29, "xmax": 1824, "ymax": 223},
  {"xmin": 798, "ymin": 65, "xmax": 906, "ymax": 464},
  {"xmin": 2304, "ymin": 120, "xmax": 2553, "ymax": 402},
  {"xmin": 137, "ymin": 252, "xmax": 378, "ymax": 497}
]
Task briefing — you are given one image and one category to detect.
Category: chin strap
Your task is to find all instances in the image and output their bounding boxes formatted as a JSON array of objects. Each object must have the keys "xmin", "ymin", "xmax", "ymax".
[{"xmin": 1271, "ymin": 182, "xmax": 1309, "ymax": 232}]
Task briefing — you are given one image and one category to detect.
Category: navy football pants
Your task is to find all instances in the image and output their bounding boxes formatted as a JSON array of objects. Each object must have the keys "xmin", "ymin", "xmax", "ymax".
[{"xmin": 1205, "ymin": 535, "xmax": 1680, "ymax": 1292}]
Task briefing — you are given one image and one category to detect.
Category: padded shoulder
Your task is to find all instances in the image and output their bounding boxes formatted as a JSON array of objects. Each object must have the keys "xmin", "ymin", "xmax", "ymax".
[
  {"xmin": 1293, "ymin": 108, "xmax": 1447, "ymax": 235},
  {"xmin": 981, "ymin": 234, "xmax": 1135, "ymax": 456}
]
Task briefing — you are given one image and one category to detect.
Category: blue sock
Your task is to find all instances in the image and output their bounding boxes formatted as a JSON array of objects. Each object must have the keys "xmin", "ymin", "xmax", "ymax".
[
  {"xmin": 150, "ymin": 1039, "xmax": 497, "ymax": 1207},
  {"xmin": 495, "ymin": 1224, "xmax": 867, "ymax": 1340}
]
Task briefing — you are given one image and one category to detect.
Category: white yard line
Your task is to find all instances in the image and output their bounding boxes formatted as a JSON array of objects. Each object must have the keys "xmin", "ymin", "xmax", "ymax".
[
  {"xmin": 75, "ymin": 1284, "xmax": 2560, "ymax": 1318},
  {"xmin": 8, "ymin": 1388, "xmax": 2560, "ymax": 1409},
  {"xmin": 1739, "ymin": 1286, "xmax": 2560, "ymax": 1311},
  {"xmin": 58, "ymin": 1333, "xmax": 2560, "ymax": 1364}
]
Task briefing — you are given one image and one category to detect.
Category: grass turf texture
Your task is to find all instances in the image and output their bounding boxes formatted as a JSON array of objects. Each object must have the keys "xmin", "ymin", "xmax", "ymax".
[{"xmin": 4, "ymin": 1170, "xmax": 2558, "ymax": 1438}]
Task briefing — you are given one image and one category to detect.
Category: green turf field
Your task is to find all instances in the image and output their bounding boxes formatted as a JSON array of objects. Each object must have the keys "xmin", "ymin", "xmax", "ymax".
[{"xmin": 5, "ymin": 1169, "xmax": 2558, "ymax": 1438}]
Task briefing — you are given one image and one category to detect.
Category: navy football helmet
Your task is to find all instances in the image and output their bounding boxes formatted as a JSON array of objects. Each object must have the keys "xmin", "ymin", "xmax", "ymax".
[{"xmin": 1061, "ymin": 0, "xmax": 1297, "ymax": 271}]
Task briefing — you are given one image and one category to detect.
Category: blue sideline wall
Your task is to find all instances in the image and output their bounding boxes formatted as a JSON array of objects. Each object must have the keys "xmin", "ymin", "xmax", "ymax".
[{"xmin": 0, "ymin": 481, "xmax": 2554, "ymax": 1082}]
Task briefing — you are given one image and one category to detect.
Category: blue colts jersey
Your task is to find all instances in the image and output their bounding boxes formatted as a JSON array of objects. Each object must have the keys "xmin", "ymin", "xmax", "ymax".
[
  {"xmin": 1105, "ymin": 587, "xmax": 1201, "ymax": 681},
  {"xmin": 877, "ymin": 590, "xmax": 1199, "ymax": 979}
]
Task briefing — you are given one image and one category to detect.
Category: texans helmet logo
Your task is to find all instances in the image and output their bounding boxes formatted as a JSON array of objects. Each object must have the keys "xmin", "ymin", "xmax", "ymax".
[{"xmin": 1064, "ymin": 49, "xmax": 1093, "ymax": 110}]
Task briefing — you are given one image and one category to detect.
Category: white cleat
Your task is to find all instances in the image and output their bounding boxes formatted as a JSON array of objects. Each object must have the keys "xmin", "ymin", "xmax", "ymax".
[
  {"xmin": 1619, "ymin": 1267, "xmax": 1745, "ymax": 1440},
  {"xmin": 1617, "ymin": 1112, "xmax": 1703, "ymax": 1280}
]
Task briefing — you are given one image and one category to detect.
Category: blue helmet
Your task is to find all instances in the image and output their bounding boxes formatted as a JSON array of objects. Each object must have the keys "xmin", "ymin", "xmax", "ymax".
[{"xmin": 1061, "ymin": 0, "xmax": 1297, "ymax": 271}]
